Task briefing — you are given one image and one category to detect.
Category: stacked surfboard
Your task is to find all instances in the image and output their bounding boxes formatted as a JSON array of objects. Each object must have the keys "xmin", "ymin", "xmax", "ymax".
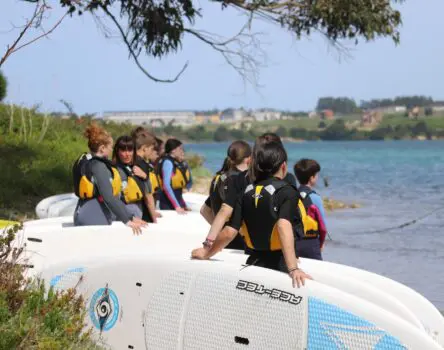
[
  {"xmin": 8, "ymin": 208, "xmax": 444, "ymax": 349},
  {"xmin": 34, "ymin": 192, "xmax": 207, "ymax": 219}
]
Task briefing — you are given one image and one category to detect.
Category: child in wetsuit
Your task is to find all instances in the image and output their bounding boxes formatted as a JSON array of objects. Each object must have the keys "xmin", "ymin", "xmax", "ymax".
[{"xmin": 294, "ymin": 159, "xmax": 328, "ymax": 260}]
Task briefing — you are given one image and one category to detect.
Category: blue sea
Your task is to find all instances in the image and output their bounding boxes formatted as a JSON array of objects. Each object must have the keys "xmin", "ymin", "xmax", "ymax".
[{"xmin": 186, "ymin": 141, "xmax": 444, "ymax": 310}]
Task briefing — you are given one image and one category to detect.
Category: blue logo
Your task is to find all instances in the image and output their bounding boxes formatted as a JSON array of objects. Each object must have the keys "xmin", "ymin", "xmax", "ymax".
[
  {"xmin": 89, "ymin": 286, "xmax": 119, "ymax": 332},
  {"xmin": 50, "ymin": 267, "xmax": 85, "ymax": 288},
  {"xmin": 307, "ymin": 297, "xmax": 406, "ymax": 349}
]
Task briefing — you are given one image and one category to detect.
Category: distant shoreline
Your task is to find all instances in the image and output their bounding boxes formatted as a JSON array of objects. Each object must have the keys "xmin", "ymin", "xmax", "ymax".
[{"xmin": 183, "ymin": 138, "xmax": 444, "ymax": 144}]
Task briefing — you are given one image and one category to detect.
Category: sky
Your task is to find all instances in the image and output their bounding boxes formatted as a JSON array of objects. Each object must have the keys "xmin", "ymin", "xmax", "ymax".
[{"xmin": 1, "ymin": 1, "xmax": 443, "ymax": 115}]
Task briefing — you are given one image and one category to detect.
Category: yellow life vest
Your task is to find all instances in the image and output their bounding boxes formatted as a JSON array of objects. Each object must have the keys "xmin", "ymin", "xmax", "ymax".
[
  {"xmin": 120, "ymin": 165, "xmax": 144, "ymax": 204},
  {"xmin": 148, "ymin": 163, "xmax": 160, "ymax": 193},
  {"xmin": 157, "ymin": 155, "xmax": 191, "ymax": 190},
  {"xmin": 73, "ymin": 153, "xmax": 121, "ymax": 200}
]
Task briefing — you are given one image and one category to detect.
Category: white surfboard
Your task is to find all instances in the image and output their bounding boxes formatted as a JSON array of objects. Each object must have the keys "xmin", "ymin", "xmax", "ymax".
[
  {"xmin": 37, "ymin": 255, "xmax": 441, "ymax": 349},
  {"xmin": 15, "ymin": 219, "xmax": 441, "ymax": 337},
  {"xmin": 35, "ymin": 193, "xmax": 77, "ymax": 219},
  {"xmin": 35, "ymin": 192, "xmax": 207, "ymax": 219},
  {"xmin": 16, "ymin": 213, "xmax": 444, "ymax": 345}
]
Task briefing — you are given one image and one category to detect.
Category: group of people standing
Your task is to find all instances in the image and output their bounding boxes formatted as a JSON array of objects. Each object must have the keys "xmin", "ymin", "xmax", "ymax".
[
  {"xmin": 192, "ymin": 133, "xmax": 328, "ymax": 288},
  {"xmin": 72, "ymin": 123, "xmax": 328, "ymax": 288},
  {"xmin": 72, "ymin": 123, "xmax": 192, "ymax": 234}
]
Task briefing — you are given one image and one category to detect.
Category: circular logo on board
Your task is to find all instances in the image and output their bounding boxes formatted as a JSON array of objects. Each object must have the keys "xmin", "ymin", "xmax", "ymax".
[{"xmin": 89, "ymin": 287, "xmax": 119, "ymax": 332}]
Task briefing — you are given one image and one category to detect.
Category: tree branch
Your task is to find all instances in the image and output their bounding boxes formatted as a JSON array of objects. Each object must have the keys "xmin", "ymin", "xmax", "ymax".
[
  {"xmin": 12, "ymin": 13, "xmax": 68, "ymax": 54},
  {"xmin": 99, "ymin": 4, "xmax": 188, "ymax": 83},
  {"xmin": 0, "ymin": 1, "xmax": 67, "ymax": 68},
  {"xmin": 183, "ymin": 17, "xmax": 266, "ymax": 87}
]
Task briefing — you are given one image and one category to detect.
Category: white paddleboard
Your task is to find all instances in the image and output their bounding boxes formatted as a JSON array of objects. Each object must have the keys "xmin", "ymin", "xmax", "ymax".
[
  {"xmin": 35, "ymin": 192, "xmax": 207, "ymax": 219},
  {"xmin": 15, "ymin": 219, "xmax": 438, "ymax": 337},
  {"xmin": 38, "ymin": 255, "xmax": 441, "ymax": 349}
]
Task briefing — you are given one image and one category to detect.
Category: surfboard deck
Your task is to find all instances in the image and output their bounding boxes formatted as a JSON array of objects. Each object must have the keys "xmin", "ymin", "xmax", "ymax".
[
  {"xmin": 34, "ymin": 192, "xmax": 208, "ymax": 219},
  {"xmin": 15, "ymin": 219, "xmax": 444, "ymax": 341},
  {"xmin": 38, "ymin": 255, "xmax": 442, "ymax": 349}
]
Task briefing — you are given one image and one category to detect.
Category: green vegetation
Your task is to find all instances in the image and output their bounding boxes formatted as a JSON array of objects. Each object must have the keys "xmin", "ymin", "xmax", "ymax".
[
  {"xmin": 0, "ymin": 71, "xmax": 6, "ymax": 102},
  {"xmin": 0, "ymin": 224, "xmax": 101, "ymax": 350},
  {"xmin": 0, "ymin": 104, "xmax": 137, "ymax": 219},
  {"xmin": 316, "ymin": 97, "xmax": 359, "ymax": 114},
  {"xmin": 155, "ymin": 115, "xmax": 444, "ymax": 142},
  {"xmin": 315, "ymin": 95, "xmax": 438, "ymax": 114}
]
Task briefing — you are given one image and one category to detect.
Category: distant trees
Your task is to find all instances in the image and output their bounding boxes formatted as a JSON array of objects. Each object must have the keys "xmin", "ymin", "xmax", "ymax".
[
  {"xmin": 275, "ymin": 126, "xmax": 287, "ymax": 137},
  {"xmin": 213, "ymin": 126, "xmax": 230, "ymax": 142},
  {"xmin": 360, "ymin": 96, "xmax": 434, "ymax": 109},
  {"xmin": 0, "ymin": 71, "xmax": 7, "ymax": 102},
  {"xmin": 319, "ymin": 120, "xmax": 353, "ymax": 140},
  {"xmin": 316, "ymin": 97, "xmax": 358, "ymax": 114}
]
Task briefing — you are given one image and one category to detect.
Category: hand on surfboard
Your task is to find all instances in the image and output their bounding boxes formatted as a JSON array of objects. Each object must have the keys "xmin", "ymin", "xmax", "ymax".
[
  {"xmin": 176, "ymin": 207, "xmax": 187, "ymax": 215},
  {"xmin": 191, "ymin": 247, "xmax": 209, "ymax": 260},
  {"xmin": 289, "ymin": 268, "xmax": 312, "ymax": 288},
  {"xmin": 127, "ymin": 218, "xmax": 147, "ymax": 235}
]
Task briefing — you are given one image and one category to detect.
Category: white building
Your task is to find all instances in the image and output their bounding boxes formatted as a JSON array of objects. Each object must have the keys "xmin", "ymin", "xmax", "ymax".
[
  {"xmin": 102, "ymin": 111, "xmax": 196, "ymax": 127},
  {"xmin": 220, "ymin": 108, "xmax": 248, "ymax": 123},
  {"xmin": 252, "ymin": 109, "xmax": 282, "ymax": 121}
]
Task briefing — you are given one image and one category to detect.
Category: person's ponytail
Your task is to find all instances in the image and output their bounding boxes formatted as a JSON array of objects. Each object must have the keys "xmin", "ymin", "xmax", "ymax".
[{"xmin": 216, "ymin": 157, "xmax": 231, "ymax": 175}]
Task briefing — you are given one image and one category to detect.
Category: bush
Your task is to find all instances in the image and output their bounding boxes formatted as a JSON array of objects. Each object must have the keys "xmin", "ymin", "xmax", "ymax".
[
  {"xmin": 213, "ymin": 126, "xmax": 230, "ymax": 142},
  {"xmin": 0, "ymin": 224, "xmax": 101, "ymax": 349},
  {"xmin": 320, "ymin": 120, "xmax": 352, "ymax": 140},
  {"xmin": 275, "ymin": 126, "xmax": 287, "ymax": 137},
  {"xmin": 0, "ymin": 71, "xmax": 7, "ymax": 102}
]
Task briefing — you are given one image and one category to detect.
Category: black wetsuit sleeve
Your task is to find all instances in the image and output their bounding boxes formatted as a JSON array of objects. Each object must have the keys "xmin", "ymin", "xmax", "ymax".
[
  {"xmin": 277, "ymin": 187, "xmax": 299, "ymax": 222},
  {"xmin": 223, "ymin": 176, "xmax": 239, "ymax": 208},
  {"xmin": 227, "ymin": 194, "xmax": 243, "ymax": 230},
  {"xmin": 91, "ymin": 161, "xmax": 132, "ymax": 224}
]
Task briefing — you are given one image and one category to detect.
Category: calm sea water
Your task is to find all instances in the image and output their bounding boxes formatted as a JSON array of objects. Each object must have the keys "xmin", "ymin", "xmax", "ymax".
[{"xmin": 187, "ymin": 141, "xmax": 444, "ymax": 310}]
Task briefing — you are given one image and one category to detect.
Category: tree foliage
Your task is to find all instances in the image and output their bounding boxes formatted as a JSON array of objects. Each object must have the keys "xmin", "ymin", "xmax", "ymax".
[
  {"xmin": 360, "ymin": 95, "xmax": 434, "ymax": 109},
  {"xmin": 18, "ymin": 0, "xmax": 404, "ymax": 83},
  {"xmin": 316, "ymin": 97, "xmax": 358, "ymax": 114},
  {"xmin": 0, "ymin": 71, "xmax": 7, "ymax": 102}
]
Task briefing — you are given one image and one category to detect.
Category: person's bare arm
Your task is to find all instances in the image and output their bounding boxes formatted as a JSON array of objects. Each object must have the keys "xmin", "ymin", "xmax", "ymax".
[
  {"xmin": 205, "ymin": 204, "xmax": 233, "ymax": 241},
  {"xmin": 145, "ymin": 193, "xmax": 158, "ymax": 223},
  {"xmin": 192, "ymin": 226, "xmax": 238, "ymax": 260},
  {"xmin": 277, "ymin": 219, "xmax": 312, "ymax": 288},
  {"xmin": 200, "ymin": 203, "xmax": 214, "ymax": 225}
]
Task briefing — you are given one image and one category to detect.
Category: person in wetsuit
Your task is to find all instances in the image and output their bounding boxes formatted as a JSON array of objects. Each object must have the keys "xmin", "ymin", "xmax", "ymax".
[
  {"xmin": 192, "ymin": 141, "xmax": 312, "ymax": 288},
  {"xmin": 73, "ymin": 123, "xmax": 146, "ymax": 234},
  {"xmin": 112, "ymin": 135, "xmax": 151, "ymax": 220},
  {"xmin": 294, "ymin": 158, "xmax": 328, "ymax": 260},
  {"xmin": 200, "ymin": 140, "xmax": 252, "ymax": 250},
  {"xmin": 157, "ymin": 139, "xmax": 192, "ymax": 213}
]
